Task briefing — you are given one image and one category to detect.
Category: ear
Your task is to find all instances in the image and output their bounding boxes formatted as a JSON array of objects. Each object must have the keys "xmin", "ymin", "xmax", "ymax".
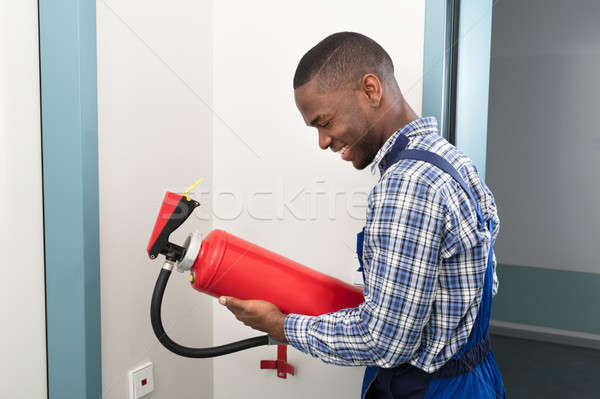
[{"xmin": 360, "ymin": 74, "xmax": 383, "ymax": 107}]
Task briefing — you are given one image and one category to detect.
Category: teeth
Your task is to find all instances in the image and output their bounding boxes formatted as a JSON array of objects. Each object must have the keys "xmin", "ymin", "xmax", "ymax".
[{"xmin": 340, "ymin": 145, "xmax": 349, "ymax": 155}]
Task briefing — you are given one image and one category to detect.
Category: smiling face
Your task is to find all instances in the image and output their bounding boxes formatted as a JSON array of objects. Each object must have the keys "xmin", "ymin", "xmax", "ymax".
[{"xmin": 294, "ymin": 77, "xmax": 384, "ymax": 170}]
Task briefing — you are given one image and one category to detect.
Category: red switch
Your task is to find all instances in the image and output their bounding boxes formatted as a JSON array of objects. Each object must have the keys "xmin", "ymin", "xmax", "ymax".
[{"xmin": 141, "ymin": 378, "xmax": 147, "ymax": 386}]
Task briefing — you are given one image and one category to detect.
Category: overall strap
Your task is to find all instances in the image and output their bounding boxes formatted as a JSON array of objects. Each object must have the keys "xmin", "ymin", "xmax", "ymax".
[
  {"xmin": 391, "ymin": 149, "xmax": 484, "ymax": 225},
  {"xmin": 393, "ymin": 149, "xmax": 496, "ymax": 356},
  {"xmin": 356, "ymin": 230, "xmax": 365, "ymax": 272}
]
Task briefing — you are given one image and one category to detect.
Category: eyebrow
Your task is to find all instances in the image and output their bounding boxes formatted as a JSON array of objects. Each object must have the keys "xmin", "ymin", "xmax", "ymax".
[
  {"xmin": 309, "ymin": 115, "xmax": 322, "ymax": 127},
  {"xmin": 309, "ymin": 114, "xmax": 331, "ymax": 127}
]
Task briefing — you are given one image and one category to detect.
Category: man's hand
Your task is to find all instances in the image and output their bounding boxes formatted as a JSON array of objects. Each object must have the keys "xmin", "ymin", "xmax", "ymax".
[{"xmin": 219, "ymin": 296, "xmax": 288, "ymax": 343}]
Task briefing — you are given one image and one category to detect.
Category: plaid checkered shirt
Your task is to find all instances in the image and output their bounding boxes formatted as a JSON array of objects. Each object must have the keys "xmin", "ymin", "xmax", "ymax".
[{"xmin": 284, "ymin": 117, "xmax": 500, "ymax": 373}]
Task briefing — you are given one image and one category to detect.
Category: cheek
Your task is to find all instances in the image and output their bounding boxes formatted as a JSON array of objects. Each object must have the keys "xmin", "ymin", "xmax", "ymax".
[
  {"xmin": 350, "ymin": 121, "xmax": 379, "ymax": 162},
  {"xmin": 337, "ymin": 100, "xmax": 367, "ymax": 140},
  {"xmin": 342, "ymin": 115, "xmax": 368, "ymax": 143},
  {"xmin": 350, "ymin": 122, "xmax": 372, "ymax": 150}
]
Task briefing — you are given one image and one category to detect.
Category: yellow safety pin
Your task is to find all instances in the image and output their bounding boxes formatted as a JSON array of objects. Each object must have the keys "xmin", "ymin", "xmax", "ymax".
[{"xmin": 182, "ymin": 178, "xmax": 203, "ymax": 201}]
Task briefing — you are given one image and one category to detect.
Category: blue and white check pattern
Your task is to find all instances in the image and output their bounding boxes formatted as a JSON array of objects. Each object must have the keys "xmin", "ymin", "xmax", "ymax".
[{"xmin": 284, "ymin": 117, "xmax": 500, "ymax": 373}]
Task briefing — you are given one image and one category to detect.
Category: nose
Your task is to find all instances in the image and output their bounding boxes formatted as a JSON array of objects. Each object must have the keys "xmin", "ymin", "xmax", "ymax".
[{"xmin": 318, "ymin": 129, "xmax": 332, "ymax": 150}]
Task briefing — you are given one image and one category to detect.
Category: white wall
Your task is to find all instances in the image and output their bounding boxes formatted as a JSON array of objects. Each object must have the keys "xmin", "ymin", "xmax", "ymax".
[
  {"xmin": 97, "ymin": 0, "xmax": 214, "ymax": 397},
  {"xmin": 0, "ymin": 1, "xmax": 48, "ymax": 398},
  {"xmin": 212, "ymin": 1, "xmax": 425, "ymax": 398}
]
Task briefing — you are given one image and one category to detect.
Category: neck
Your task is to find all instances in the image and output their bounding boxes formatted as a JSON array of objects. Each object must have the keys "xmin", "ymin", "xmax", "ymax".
[{"xmin": 378, "ymin": 97, "xmax": 419, "ymax": 146}]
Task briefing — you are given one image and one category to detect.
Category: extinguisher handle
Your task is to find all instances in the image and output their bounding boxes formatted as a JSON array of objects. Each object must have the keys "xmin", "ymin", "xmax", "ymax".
[
  {"xmin": 147, "ymin": 193, "xmax": 200, "ymax": 261},
  {"xmin": 151, "ymin": 265, "xmax": 270, "ymax": 358}
]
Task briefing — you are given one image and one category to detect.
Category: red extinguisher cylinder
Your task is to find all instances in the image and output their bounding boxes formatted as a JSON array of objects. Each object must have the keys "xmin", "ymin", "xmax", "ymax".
[{"xmin": 190, "ymin": 230, "xmax": 364, "ymax": 316}]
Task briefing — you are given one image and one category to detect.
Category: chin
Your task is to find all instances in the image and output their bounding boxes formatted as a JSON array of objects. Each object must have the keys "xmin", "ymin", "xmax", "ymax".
[
  {"xmin": 352, "ymin": 157, "xmax": 370, "ymax": 170},
  {"xmin": 350, "ymin": 147, "xmax": 376, "ymax": 170}
]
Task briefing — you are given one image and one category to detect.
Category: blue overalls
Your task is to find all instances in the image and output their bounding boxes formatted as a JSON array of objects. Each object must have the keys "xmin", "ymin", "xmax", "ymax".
[{"xmin": 357, "ymin": 135, "xmax": 505, "ymax": 399}]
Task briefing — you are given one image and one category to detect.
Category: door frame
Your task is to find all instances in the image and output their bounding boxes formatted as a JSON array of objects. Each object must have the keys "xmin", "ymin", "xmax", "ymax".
[
  {"xmin": 39, "ymin": 0, "xmax": 102, "ymax": 398},
  {"xmin": 422, "ymin": 0, "xmax": 493, "ymax": 177}
]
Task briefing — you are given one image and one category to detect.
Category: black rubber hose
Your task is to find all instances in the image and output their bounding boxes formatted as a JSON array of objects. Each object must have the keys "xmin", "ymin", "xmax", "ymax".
[{"xmin": 151, "ymin": 268, "xmax": 270, "ymax": 358}]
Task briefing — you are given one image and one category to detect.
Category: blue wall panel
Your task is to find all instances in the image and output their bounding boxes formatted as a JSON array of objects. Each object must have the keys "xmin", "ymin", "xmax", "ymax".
[
  {"xmin": 493, "ymin": 264, "xmax": 600, "ymax": 335},
  {"xmin": 422, "ymin": 0, "xmax": 448, "ymax": 133},
  {"xmin": 38, "ymin": 0, "xmax": 101, "ymax": 397},
  {"xmin": 454, "ymin": 0, "xmax": 493, "ymax": 176}
]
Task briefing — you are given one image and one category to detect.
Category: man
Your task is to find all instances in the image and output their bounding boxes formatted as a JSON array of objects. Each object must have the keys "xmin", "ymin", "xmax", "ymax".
[{"xmin": 219, "ymin": 32, "xmax": 505, "ymax": 398}]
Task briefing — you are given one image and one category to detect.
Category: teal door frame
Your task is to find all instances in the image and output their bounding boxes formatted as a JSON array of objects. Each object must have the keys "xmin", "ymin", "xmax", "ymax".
[
  {"xmin": 423, "ymin": 0, "xmax": 493, "ymax": 176},
  {"xmin": 452, "ymin": 0, "xmax": 493, "ymax": 175},
  {"xmin": 38, "ymin": 0, "xmax": 102, "ymax": 398},
  {"xmin": 422, "ymin": 0, "xmax": 452, "ymax": 137}
]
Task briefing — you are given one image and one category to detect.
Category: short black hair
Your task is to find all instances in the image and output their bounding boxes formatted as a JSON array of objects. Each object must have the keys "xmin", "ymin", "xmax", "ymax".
[{"xmin": 293, "ymin": 32, "xmax": 394, "ymax": 90}]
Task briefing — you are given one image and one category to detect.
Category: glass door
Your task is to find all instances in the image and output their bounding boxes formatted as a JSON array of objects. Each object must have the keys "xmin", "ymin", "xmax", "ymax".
[{"xmin": 450, "ymin": 0, "xmax": 600, "ymax": 397}]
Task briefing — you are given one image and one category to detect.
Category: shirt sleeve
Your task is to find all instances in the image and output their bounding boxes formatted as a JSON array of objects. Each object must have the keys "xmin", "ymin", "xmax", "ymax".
[{"xmin": 284, "ymin": 173, "xmax": 448, "ymax": 367}]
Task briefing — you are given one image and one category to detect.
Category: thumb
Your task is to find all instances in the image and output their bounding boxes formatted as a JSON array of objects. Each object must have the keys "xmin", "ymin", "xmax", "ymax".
[{"xmin": 219, "ymin": 296, "xmax": 244, "ymax": 311}]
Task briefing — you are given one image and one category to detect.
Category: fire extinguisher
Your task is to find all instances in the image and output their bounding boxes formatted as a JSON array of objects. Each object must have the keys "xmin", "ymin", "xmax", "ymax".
[{"xmin": 147, "ymin": 188, "xmax": 364, "ymax": 358}]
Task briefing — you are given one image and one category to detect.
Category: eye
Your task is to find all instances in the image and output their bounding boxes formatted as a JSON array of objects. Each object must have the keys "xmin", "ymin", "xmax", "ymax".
[{"xmin": 319, "ymin": 120, "xmax": 331, "ymax": 128}]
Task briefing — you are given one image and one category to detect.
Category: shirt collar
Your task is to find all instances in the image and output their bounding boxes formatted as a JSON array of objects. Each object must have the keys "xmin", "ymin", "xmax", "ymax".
[{"xmin": 369, "ymin": 116, "xmax": 439, "ymax": 175}]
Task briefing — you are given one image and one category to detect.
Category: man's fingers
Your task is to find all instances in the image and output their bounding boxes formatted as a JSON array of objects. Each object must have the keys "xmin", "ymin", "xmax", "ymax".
[{"xmin": 219, "ymin": 296, "xmax": 245, "ymax": 312}]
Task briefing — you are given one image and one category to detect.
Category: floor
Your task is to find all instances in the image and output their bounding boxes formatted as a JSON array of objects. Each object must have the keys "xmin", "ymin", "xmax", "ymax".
[{"xmin": 491, "ymin": 335, "xmax": 600, "ymax": 398}]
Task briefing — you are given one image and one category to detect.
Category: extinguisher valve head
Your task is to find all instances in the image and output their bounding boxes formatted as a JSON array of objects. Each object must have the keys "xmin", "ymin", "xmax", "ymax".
[
  {"xmin": 147, "ymin": 192, "xmax": 200, "ymax": 261},
  {"xmin": 176, "ymin": 231, "xmax": 202, "ymax": 273}
]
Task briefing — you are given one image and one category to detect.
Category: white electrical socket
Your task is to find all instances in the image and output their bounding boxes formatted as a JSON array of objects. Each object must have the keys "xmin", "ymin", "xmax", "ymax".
[{"xmin": 128, "ymin": 362, "xmax": 154, "ymax": 399}]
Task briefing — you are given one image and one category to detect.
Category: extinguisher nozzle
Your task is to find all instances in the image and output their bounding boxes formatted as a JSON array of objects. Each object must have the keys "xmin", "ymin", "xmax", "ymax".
[{"xmin": 151, "ymin": 266, "xmax": 270, "ymax": 358}]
